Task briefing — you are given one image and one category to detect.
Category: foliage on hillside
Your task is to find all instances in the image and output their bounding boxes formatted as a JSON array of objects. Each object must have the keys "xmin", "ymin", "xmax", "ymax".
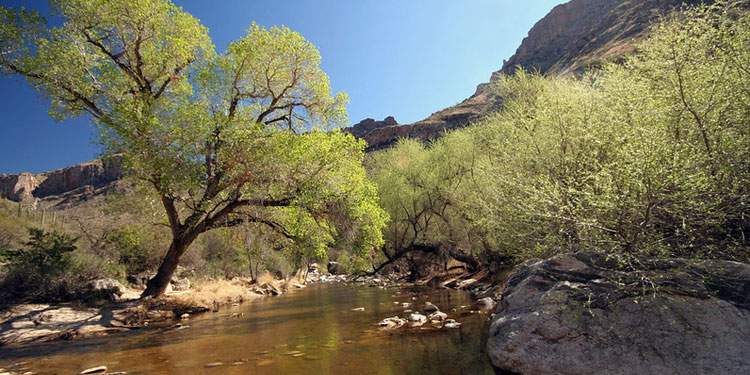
[{"xmin": 370, "ymin": 1, "xmax": 750, "ymax": 273}]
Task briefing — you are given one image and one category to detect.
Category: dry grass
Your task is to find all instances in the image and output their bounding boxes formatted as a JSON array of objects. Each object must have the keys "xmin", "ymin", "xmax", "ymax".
[
  {"xmin": 160, "ymin": 279, "xmax": 260, "ymax": 312},
  {"xmin": 255, "ymin": 271, "xmax": 278, "ymax": 286}
]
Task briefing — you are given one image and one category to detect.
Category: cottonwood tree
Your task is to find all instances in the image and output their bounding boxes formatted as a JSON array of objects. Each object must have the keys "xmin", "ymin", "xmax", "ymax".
[{"xmin": 0, "ymin": 0, "xmax": 386, "ymax": 297}]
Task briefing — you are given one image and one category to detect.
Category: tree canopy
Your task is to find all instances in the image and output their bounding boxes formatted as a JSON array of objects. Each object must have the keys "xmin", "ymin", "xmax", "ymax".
[{"xmin": 0, "ymin": 0, "xmax": 387, "ymax": 296}]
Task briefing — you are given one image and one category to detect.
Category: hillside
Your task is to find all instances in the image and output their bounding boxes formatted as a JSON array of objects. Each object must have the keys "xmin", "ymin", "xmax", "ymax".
[{"xmin": 354, "ymin": 0, "xmax": 709, "ymax": 151}]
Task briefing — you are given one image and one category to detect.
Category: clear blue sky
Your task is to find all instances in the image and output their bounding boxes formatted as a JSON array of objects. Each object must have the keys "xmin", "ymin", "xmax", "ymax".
[{"xmin": 0, "ymin": 0, "xmax": 565, "ymax": 174}]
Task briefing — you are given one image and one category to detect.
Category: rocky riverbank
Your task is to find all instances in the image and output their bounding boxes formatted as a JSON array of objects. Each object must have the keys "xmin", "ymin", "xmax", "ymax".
[
  {"xmin": 487, "ymin": 251, "xmax": 750, "ymax": 375},
  {"xmin": 0, "ymin": 277, "xmax": 304, "ymax": 347}
]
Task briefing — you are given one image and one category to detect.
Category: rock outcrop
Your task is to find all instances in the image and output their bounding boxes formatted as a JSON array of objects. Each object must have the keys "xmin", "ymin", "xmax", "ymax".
[
  {"xmin": 0, "ymin": 156, "xmax": 124, "ymax": 207},
  {"xmin": 345, "ymin": 116, "xmax": 398, "ymax": 139},
  {"xmin": 352, "ymin": 0, "xmax": 710, "ymax": 151},
  {"xmin": 487, "ymin": 252, "xmax": 750, "ymax": 375}
]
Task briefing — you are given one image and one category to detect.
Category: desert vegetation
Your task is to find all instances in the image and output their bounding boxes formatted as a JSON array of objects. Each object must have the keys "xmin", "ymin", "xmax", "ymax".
[{"xmin": 368, "ymin": 0, "xmax": 750, "ymax": 276}]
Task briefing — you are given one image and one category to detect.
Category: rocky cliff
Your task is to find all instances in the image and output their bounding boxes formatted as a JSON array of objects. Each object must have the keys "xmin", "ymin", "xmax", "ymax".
[
  {"xmin": 353, "ymin": 0, "xmax": 709, "ymax": 151},
  {"xmin": 0, "ymin": 156, "xmax": 125, "ymax": 208}
]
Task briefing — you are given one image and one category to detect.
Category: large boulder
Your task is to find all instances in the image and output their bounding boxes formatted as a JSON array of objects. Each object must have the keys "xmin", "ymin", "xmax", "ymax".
[
  {"xmin": 487, "ymin": 252, "xmax": 750, "ymax": 375},
  {"xmin": 81, "ymin": 278, "xmax": 127, "ymax": 302}
]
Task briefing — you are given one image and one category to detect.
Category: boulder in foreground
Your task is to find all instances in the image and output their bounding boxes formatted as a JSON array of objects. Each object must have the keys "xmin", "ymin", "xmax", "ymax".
[{"xmin": 487, "ymin": 252, "xmax": 750, "ymax": 375}]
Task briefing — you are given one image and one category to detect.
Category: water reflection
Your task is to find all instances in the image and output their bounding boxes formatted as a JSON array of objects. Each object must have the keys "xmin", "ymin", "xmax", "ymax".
[{"xmin": 0, "ymin": 284, "xmax": 495, "ymax": 375}]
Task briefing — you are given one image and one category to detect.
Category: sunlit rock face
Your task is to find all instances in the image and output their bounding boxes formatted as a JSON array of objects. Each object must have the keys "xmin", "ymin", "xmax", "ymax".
[
  {"xmin": 487, "ymin": 252, "xmax": 750, "ymax": 375},
  {"xmin": 0, "ymin": 156, "xmax": 124, "ymax": 207},
  {"xmin": 499, "ymin": 0, "xmax": 708, "ymax": 76}
]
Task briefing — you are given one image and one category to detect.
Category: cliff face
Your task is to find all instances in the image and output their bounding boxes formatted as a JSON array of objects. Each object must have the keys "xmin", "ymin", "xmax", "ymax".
[
  {"xmin": 354, "ymin": 0, "xmax": 708, "ymax": 150},
  {"xmin": 499, "ymin": 0, "xmax": 706, "ymax": 76},
  {"xmin": 345, "ymin": 116, "xmax": 399, "ymax": 140},
  {"xmin": 0, "ymin": 156, "xmax": 125, "ymax": 207}
]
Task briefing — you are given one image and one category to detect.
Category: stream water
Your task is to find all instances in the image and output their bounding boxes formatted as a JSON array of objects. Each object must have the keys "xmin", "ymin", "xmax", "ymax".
[{"xmin": 0, "ymin": 284, "xmax": 496, "ymax": 374}]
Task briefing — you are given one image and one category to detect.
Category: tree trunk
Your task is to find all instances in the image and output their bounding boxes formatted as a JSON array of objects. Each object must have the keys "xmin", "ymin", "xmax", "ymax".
[{"xmin": 142, "ymin": 235, "xmax": 190, "ymax": 298}]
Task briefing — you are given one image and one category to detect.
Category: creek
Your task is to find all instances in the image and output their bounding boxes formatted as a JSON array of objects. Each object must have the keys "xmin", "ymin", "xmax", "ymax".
[{"xmin": 0, "ymin": 284, "xmax": 496, "ymax": 374}]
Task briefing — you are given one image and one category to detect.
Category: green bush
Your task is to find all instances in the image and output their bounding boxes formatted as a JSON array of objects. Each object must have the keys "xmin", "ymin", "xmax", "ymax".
[
  {"xmin": 0, "ymin": 228, "xmax": 78, "ymax": 301},
  {"xmin": 107, "ymin": 225, "xmax": 164, "ymax": 276}
]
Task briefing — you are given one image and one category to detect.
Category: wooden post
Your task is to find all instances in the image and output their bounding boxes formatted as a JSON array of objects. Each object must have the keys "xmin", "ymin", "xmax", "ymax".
[
  {"xmin": 52, "ymin": 212, "xmax": 57, "ymax": 228},
  {"xmin": 17, "ymin": 204, "xmax": 21, "ymax": 218},
  {"xmin": 41, "ymin": 209, "xmax": 46, "ymax": 228}
]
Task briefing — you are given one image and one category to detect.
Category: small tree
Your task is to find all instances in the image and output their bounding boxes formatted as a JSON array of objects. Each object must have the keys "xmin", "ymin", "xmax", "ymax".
[
  {"xmin": 0, "ymin": 228, "xmax": 77, "ymax": 300},
  {"xmin": 1, "ymin": 0, "xmax": 386, "ymax": 297}
]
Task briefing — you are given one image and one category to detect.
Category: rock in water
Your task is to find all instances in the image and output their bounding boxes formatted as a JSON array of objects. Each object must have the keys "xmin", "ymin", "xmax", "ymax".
[
  {"xmin": 428, "ymin": 311, "xmax": 447, "ymax": 321},
  {"xmin": 423, "ymin": 302, "xmax": 439, "ymax": 312},
  {"xmin": 378, "ymin": 316, "xmax": 405, "ymax": 330},
  {"xmin": 487, "ymin": 251, "xmax": 750, "ymax": 375},
  {"xmin": 80, "ymin": 366, "xmax": 107, "ymax": 374},
  {"xmin": 477, "ymin": 297, "xmax": 496, "ymax": 308},
  {"xmin": 443, "ymin": 319, "xmax": 461, "ymax": 329},
  {"xmin": 408, "ymin": 313, "xmax": 427, "ymax": 326}
]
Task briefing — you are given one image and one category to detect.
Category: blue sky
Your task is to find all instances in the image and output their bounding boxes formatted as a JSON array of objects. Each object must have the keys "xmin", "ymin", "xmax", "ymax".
[{"xmin": 0, "ymin": 0, "xmax": 564, "ymax": 174}]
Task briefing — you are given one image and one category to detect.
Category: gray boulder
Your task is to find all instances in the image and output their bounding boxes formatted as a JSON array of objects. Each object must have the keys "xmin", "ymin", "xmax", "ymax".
[
  {"xmin": 487, "ymin": 251, "xmax": 750, "ymax": 375},
  {"xmin": 172, "ymin": 278, "xmax": 190, "ymax": 291},
  {"xmin": 83, "ymin": 278, "xmax": 127, "ymax": 301}
]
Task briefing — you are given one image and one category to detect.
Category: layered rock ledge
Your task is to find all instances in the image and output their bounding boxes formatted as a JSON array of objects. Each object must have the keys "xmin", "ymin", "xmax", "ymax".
[{"xmin": 487, "ymin": 251, "xmax": 750, "ymax": 375}]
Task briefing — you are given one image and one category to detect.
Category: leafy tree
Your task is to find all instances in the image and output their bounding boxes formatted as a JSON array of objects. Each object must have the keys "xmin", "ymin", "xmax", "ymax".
[
  {"xmin": 369, "ymin": 134, "xmax": 488, "ymax": 277},
  {"xmin": 0, "ymin": 0, "xmax": 386, "ymax": 297}
]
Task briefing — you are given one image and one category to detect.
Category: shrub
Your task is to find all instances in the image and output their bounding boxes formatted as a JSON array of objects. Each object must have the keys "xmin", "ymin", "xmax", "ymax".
[{"xmin": 0, "ymin": 228, "xmax": 79, "ymax": 301}]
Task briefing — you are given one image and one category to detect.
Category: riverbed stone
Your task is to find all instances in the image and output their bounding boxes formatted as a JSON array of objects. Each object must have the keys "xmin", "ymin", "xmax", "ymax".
[
  {"xmin": 477, "ymin": 297, "xmax": 495, "ymax": 308},
  {"xmin": 487, "ymin": 251, "xmax": 750, "ymax": 375},
  {"xmin": 378, "ymin": 316, "xmax": 405, "ymax": 329},
  {"xmin": 80, "ymin": 366, "xmax": 107, "ymax": 374},
  {"xmin": 423, "ymin": 302, "xmax": 438, "ymax": 312},
  {"xmin": 443, "ymin": 319, "xmax": 461, "ymax": 329},
  {"xmin": 428, "ymin": 311, "xmax": 447, "ymax": 321},
  {"xmin": 408, "ymin": 313, "xmax": 427, "ymax": 326}
]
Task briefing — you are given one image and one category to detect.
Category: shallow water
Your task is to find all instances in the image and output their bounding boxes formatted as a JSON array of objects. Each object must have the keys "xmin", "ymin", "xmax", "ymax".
[{"xmin": 0, "ymin": 284, "xmax": 496, "ymax": 375}]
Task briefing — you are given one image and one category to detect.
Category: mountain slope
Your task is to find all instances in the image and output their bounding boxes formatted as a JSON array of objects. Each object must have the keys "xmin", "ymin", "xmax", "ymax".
[{"xmin": 355, "ymin": 0, "xmax": 709, "ymax": 151}]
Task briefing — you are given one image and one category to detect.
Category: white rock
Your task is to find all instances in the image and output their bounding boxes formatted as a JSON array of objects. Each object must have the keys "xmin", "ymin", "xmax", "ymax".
[
  {"xmin": 378, "ymin": 316, "xmax": 405, "ymax": 329},
  {"xmin": 444, "ymin": 319, "xmax": 462, "ymax": 328},
  {"xmin": 80, "ymin": 366, "xmax": 107, "ymax": 375},
  {"xmin": 408, "ymin": 313, "xmax": 427, "ymax": 323},
  {"xmin": 429, "ymin": 311, "xmax": 448, "ymax": 321}
]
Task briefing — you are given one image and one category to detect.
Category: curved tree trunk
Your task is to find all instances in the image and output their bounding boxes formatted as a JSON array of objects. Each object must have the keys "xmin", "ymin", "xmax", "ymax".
[
  {"xmin": 368, "ymin": 241, "xmax": 481, "ymax": 277},
  {"xmin": 142, "ymin": 231, "xmax": 199, "ymax": 298}
]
